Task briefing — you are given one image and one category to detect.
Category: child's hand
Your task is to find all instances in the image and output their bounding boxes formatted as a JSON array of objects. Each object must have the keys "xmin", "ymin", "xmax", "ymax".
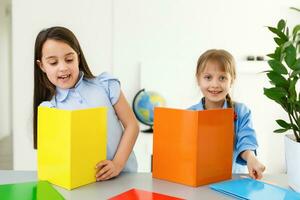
[
  {"xmin": 247, "ymin": 156, "xmax": 266, "ymax": 180},
  {"xmin": 95, "ymin": 160, "xmax": 123, "ymax": 181}
]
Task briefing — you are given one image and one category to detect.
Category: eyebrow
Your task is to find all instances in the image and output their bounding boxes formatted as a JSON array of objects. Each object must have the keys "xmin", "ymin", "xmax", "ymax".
[{"xmin": 45, "ymin": 52, "xmax": 75, "ymax": 60}]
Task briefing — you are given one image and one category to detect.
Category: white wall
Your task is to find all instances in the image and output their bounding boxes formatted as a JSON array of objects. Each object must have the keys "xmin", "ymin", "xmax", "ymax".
[
  {"xmin": 113, "ymin": 0, "xmax": 300, "ymax": 173},
  {"xmin": 113, "ymin": 0, "xmax": 300, "ymax": 102},
  {"xmin": 12, "ymin": 0, "xmax": 300, "ymax": 172},
  {"xmin": 12, "ymin": 0, "xmax": 113, "ymax": 170},
  {"xmin": 0, "ymin": 0, "xmax": 11, "ymax": 140}
]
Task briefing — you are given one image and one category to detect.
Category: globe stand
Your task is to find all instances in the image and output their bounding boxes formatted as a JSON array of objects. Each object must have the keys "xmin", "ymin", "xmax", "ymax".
[{"xmin": 142, "ymin": 126, "xmax": 153, "ymax": 133}]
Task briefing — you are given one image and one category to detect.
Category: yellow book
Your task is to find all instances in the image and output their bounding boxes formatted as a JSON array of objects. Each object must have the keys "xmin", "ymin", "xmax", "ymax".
[{"xmin": 37, "ymin": 107, "xmax": 107, "ymax": 190}]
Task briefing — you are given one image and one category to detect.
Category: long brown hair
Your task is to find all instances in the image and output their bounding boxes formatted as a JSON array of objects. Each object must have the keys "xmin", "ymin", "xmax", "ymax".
[
  {"xmin": 33, "ymin": 26, "xmax": 95, "ymax": 149},
  {"xmin": 196, "ymin": 49, "xmax": 236, "ymax": 108}
]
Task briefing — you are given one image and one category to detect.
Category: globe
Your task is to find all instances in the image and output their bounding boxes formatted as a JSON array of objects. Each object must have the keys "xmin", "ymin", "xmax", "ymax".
[{"xmin": 132, "ymin": 89, "xmax": 166, "ymax": 132}]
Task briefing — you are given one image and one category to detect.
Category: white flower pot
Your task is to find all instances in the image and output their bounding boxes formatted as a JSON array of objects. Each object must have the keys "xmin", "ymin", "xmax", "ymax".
[{"xmin": 284, "ymin": 134, "xmax": 300, "ymax": 192}]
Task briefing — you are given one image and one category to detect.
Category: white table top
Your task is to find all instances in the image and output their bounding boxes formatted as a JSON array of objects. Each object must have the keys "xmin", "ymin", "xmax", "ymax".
[{"xmin": 0, "ymin": 170, "xmax": 290, "ymax": 200}]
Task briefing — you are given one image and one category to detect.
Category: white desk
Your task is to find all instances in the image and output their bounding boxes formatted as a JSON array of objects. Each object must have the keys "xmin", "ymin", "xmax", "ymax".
[{"xmin": 0, "ymin": 170, "xmax": 291, "ymax": 200}]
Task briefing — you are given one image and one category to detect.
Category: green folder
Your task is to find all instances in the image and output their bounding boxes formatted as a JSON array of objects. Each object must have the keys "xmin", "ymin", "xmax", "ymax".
[{"xmin": 0, "ymin": 181, "xmax": 65, "ymax": 200}]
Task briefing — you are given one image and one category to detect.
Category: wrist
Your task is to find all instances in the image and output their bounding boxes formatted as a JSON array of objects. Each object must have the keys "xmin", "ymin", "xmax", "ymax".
[
  {"xmin": 241, "ymin": 150, "xmax": 255, "ymax": 162},
  {"xmin": 112, "ymin": 159, "xmax": 124, "ymax": 172}
]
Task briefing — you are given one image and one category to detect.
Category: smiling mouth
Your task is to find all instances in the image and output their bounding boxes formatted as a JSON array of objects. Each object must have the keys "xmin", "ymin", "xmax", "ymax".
[
  {"xmin": 58, "ymin": 74, "xmax": 71, "ymax": 80},
  {"xmin": 208, "ymin": 90, "xmax": 222, "ymax": 94}
]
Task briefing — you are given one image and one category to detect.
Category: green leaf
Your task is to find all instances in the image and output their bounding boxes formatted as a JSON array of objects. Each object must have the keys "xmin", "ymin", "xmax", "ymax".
[
  {"xmin": 274, "ymin": 128, "xmax": 289, "ymax": 133},
  {"xmin": 268, "ymin": 26, "xmax": 288, "ymax": 41},
  {"xmin": 276, "ymin": 119, "xmax": 291, "ymax": 129},
  {"xmin": 289, "ymin": 77, "xmax": 298, "ymax": 100},
  {"xmin": 268, "ymin": 26, "xmax": 278, "ymax": 34},
  {"xmin": 267, "ymin": 72, "xmax": 289, "ymax": 88},
  {"xmin": 295, "ymin": 101, "xmax": 300, "ymax": 112},
  {"xmin": 293, "ymin": 58, "xmax": 300, "ymax": 70},
  {"xmin": 267, "ymin": 53, "xmax": 276, "ymax": 59},
  {"xmin": 282, "ymin": 41, "xmax": 293, "ymax": 51},
  {"xmin": 264, "ymin": 87, "xmax": 287, "ymax": 102},
  {"xmin": 293, "ymin": 25, "xmax": 300, "ymax": 40},
  {"xmin": 284, "ymin": 44, "xmax": 296, "ymax": 68},
  {"xmin": 273, "ymin": 47, "xmax": 282, "ymax": 61},
  {"xmin": 268, "ymin": 60, "xmax": 288, "ymax": 74},
  {"xmin": 274, "ymin": 37, "xmax": 285, "ymax": 45},
  {"xmin": 277, "ymin": 19, "xmax": 285, "ymax": 31},
  {"xmin": 296, "ymin": 40, "xmax": 300, "ymax": 53}
]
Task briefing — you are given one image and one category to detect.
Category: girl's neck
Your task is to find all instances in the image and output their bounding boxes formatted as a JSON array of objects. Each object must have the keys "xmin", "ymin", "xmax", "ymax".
[{"xmin": 202, "ymin": 97, "xmax": 225, "ymax": 110}]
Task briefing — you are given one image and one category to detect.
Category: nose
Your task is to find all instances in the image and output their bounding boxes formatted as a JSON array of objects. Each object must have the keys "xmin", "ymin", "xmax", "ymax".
[
  {"xmin": 211, "ymin": 78, "xmax": 220, "ymax": 87},
  {"xmin": 58, "ymin": 62, "xmax": 68, "ymax": 72}
]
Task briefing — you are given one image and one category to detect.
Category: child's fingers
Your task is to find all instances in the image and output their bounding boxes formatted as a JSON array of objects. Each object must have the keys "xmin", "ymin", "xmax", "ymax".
[
  {"xmin": 96, "ymin": 165, "xmax": 110, "ymax": 178},
  {"xmin": 249, "ymin": 169, "xmax": 256, "ymax": 179},
  {"xmin": 256, "ymin": 171, "xmax": 263, "ymax": 180},
  {"xmin": 261, "ymin": 165, "xmax": 266, "ymax": 172},
  {"xmin": 96, "ymin": 160, "xmax": 109, "ymax": 169},
  {"xmin": 255, "ymin": 167, "xmax": 264, "ymax": 180},
  {"xmin": 100, "ymin": 170, "xmax": 114, "ymax": 181}
]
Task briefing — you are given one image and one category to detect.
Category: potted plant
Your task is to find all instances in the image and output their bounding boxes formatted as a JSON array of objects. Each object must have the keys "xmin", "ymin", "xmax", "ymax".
[{"xmin": 265, "ymin": 19, "xmax": 300, "ymax": 192}]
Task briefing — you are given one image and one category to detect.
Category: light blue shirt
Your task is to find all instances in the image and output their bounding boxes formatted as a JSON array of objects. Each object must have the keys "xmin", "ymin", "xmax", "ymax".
[
  {"xmin": 40, "ymin": 71, "xmax": 137, "ymax": 172},
  {"xmin": 188, "ymin": 100, "xmax": 258, "ymax": 173}
]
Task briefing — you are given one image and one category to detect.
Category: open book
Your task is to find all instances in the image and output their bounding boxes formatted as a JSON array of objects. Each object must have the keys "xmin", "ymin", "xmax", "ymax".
[
  {"xmin": 37, "ymin": 107, "xmax": 107, "ymax": 190},
  {"xmin": 0, "ymin": 181, "xmax": 64, "ymax": 200},
  {"xmin": 153, "ymin": 107, "xmax": 234, "ymax": 187}
]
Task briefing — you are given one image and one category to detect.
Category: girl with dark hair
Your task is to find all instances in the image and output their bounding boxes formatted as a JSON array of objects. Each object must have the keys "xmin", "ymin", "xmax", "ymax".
[{"xmin": 33, "ymin": 26, "xmax": 139, "ymax": 181}]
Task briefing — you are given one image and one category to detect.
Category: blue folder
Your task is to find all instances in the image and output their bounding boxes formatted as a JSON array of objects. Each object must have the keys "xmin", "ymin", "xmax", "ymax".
[{"xmin": 210, "ymin": 178, "xmax": 300, "ymax": 200}]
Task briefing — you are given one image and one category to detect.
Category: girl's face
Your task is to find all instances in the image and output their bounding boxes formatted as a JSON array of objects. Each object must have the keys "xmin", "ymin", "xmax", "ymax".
[
  {"xmin": 38, "ymin": 39, "xmax": 80, "ymax": 89},
  {"xmin": 197, "ymin": 60, "xmax": 232, "ymax": 109}
]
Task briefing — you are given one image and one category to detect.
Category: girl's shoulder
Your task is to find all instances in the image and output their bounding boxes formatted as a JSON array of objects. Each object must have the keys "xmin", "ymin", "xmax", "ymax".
[
  {"xmin": 85, "ymin": 72, "xmax": 120, "ymax": 87},
  {"xmin": 39, "ymin": 100, "xmax": 55, "ymax": 108},
  {"xmin": 234, "ymin": 102, "xmax": 251, "ymax": 116},
  {"xmin": 85, "ymin": 72, "xmax": 121, "ymax": 105},
  {"xmin": 187, "ymin": 102, "xmax": 203, "ymax": 110}
]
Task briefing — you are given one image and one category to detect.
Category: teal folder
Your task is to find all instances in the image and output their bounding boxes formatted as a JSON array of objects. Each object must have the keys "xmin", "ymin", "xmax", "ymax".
[
  {"xmin": 210, "ymin": 178, "xmax": 300, "ymax": 200},
  {"xmin": 0, "ymin": 181, "xmax": 65, "ymax": 200}
]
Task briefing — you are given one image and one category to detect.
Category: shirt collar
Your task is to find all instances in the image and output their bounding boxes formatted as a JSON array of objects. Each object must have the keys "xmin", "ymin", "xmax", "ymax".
[
  {"xmin": 201, "ymin": 98, "xmax": 228, "ymax": 109},
  {"xmin": 55, "ymin": 71, "xmax": 84, "ymax": 102},
  {"xmin": 222, "ymin": 100, "xmax": 228, "ymax": 108}
]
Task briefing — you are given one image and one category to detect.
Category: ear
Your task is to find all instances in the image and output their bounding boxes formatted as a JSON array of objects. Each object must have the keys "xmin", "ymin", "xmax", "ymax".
[{"xmin": 36, "ymin": 60, "xmax": 45, "ymax": 72}]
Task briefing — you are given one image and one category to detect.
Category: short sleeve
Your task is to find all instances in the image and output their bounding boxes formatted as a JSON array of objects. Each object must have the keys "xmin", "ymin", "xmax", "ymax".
[
  {"xmin": 95, "ymin": 72, "xmax": 121, "ymax": 105},
  {"xmin": 39, "ymin": 101, "xmax": 55, "ymax": 108},
  {"xmin": 234, "ymin": 103, "xmax": 258, "ymax": 165}
]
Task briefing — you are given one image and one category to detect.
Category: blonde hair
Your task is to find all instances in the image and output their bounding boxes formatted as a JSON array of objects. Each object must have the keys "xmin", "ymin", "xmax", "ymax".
[{"xmin": 196, "ymin": 49, "xmax": 237, "ymax": 108}]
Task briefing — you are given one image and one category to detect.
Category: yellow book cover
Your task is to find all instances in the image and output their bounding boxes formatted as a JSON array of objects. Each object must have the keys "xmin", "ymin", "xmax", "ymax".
[{"xmin": 37, "ymin": 106, "xmax": 107, "ymax": 190}]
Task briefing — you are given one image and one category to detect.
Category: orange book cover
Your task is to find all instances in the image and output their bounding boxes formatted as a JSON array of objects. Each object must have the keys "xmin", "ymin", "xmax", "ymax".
[{"xmin": 152, "ymin": 107, "xmax": 234, "ymax": 187}]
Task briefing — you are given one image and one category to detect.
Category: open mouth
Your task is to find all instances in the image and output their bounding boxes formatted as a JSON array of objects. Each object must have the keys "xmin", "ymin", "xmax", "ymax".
[{"xmin": 58, "ymin": 74, "xmax": 71, "ymax": 80}]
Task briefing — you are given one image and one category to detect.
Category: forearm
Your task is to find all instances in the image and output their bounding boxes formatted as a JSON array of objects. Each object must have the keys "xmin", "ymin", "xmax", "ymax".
[
  {"xmin": 240, "ymin": 150, "xmax": 255, "ymax": 162},
  {"xmin": 113, "ymin": 123, "xmax": 139, "ymax": 169}
]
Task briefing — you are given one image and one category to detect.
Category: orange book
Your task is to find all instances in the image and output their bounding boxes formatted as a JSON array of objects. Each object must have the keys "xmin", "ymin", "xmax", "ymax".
[{"xmin": 152, "ymin": 107, "xmax": 234, "ymax": 187}]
